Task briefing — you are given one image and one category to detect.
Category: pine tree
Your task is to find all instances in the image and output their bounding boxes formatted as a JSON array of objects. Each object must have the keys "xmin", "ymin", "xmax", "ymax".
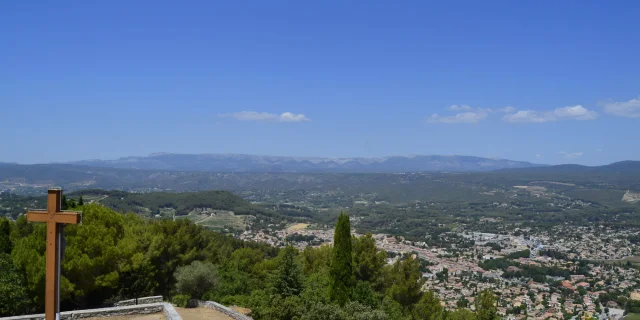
[
  {"xmin": 412, "ymin": 291, "xmax": 444, "ymax": 320},
  {"xmin": 0, "ymin": 218, "xmax": 11, "ymax": 254},
  {"xmin": 329, "ymin": 213, "xmax": 355, "ymax": 306},
  {"xmin": 272, "ymin": 246, "xmax": 303, "ymax": 297},
  {"xmin": 62, "ymin": 195, "xmax": 68, "ymax": 210},
  {"xmin": 476, "ymin": 290, "xmax": 498, "ymax": 320},
  {"xmin": 0, "ymin": 254, "xmax": 29, "ymax": 316},
  {"xmin": 78, "ymin": 196, "xmax": 84, "ymax": 206},
  {"xmin": 353, "ymin": 233, "xmax": 386, "ymax": 283}
]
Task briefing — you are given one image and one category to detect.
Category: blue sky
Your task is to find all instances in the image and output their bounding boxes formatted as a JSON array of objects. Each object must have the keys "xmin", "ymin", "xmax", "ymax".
[{"xmin": 1, "ymin": 1, "xmax": 639, "ymax": 165}]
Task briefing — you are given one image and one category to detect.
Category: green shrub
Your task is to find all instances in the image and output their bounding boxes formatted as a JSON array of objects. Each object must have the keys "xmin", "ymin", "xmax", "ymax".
[
  {"xmin": 174, "ymin": 260, "xmax": 219, "ymax": 299},
  {"xmin": 171, "ymin": 294, "xmax": 189, "ymax": 307}
]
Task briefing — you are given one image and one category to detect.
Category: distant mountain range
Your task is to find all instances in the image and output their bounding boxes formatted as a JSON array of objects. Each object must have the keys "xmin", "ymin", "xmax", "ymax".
[
  {"xmin": 496, "ymin": 160, "xmax": 640, "ymax": 174},
  {"xmin": 70, "ymin": 153, "xmax": 545, "ymax": 173},
  {"xmin": 1, "ymin": 159, "xmax": 639, "ymax": 197}
]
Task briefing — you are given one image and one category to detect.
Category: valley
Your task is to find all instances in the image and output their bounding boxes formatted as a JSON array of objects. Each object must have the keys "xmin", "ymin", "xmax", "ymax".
[{"xmin": 2, "ymin": 160, "xmax": 640, "ymax": 319}]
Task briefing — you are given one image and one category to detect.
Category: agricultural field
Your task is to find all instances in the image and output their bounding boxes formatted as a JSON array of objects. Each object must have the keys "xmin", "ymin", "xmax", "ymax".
[
  {"xmin": 286, "ymin": 223, "xmax": 310, "ymax": 231},
  {"xmin": 178, "ymin": 209, "xmax": 247, "ymax": 231},
  {"xmin": 625, "ymin": 313, "xmax": 640, "ymax": 320}
]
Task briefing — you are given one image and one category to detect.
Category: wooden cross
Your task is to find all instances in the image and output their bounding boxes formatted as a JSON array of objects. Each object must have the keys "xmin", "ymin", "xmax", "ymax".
[{"xmin": 27, "ymin": 188, "xmax": 81, "ymax": 320}]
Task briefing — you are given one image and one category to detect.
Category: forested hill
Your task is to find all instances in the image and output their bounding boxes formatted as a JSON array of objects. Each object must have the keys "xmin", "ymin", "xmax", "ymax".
[
  {"xmin": 69, "ymin": 189, "xmax": 276, "ymax": 222},
  {"xmin": 0, "ymin": 190, "xmax": 281, "ymax": 227},
  {"xmin": 70, "ymin": 189, "xmax": 261, "ymax": 216}
]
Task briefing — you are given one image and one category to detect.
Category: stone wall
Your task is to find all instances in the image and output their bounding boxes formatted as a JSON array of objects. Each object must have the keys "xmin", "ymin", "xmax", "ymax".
[
  {"xmin": 191, "ymin": 300, "xmax": 253, "ymax": 320},
  {"xmin": 162, "ymin": 303, "xmax": 182, "ymax": 320},
  {"xmin": 137, "ymin": 296, "xmax": 163, "ymax": 305},
  {"xmin": 0, "ymin": 303, "xmax": 182, "ymax": 320},
  {"xmin": 114, "ymin": 299, "xmax": 136, "ymax": 307}
]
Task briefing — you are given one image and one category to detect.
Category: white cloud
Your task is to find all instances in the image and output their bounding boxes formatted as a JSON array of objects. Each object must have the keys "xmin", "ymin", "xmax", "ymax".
[
  {"xmin": 559, "ymin": 151, "xmax": 584, "ymax": 159},
  {"xmin": 499, "ymin": 106, "xmax": 517, "ymax": 113},
  {"xmin": 503, "ymin": 110, "xmax": 553, "ymax": 123},
  {"xmin": 553, "ymin": 105, "xmax": 598, "ymax": 120},
  {"xmin": 279, "ymin": 112, "xmax": 310, "ymax": 122},
  {"xmin": 427, "ymin": 111, "xmax": 488, "ymax": 124},
  {"xmin": 221, "ymin": 111, "xmax": 310, "ymax": 122},
  {"xmin": 428, "ymin": 105, "xmax": 491, "ymax": 124},
  {"xmin": 448, "ymin": 104, "xmax": 473, "ymax": 111},
  {"xmin": 601, "ymin": 97, "xmax": 640, "ymax": 118},
  {"xmin": 503, "ymin": 105, "xmax": 597, "ymax": 123},
  {"xmin": 535, "ymin": 154, "xmax": 542, "ymax": 158}
]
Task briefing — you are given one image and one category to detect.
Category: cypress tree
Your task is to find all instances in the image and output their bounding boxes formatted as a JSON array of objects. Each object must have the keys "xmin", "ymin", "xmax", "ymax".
[{"xmin": 329, "ymin": 212, "xmax": 355, "ymax": 305}]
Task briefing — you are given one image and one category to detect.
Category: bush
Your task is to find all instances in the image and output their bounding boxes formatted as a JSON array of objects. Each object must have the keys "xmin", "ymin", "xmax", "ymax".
[
  {"xmin": 171, "ymin": 294, "xmax": 189, "ymax": 307},
  {"xmin": 174, "ymin": 260, "xmax": 220, "ymax": 299}
]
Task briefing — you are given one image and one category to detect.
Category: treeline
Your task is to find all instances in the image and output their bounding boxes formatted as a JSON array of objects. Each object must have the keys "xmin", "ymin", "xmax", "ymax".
[
  {"xmin": 505, "ymin": 250, "xmax": 530, "ymax": 259},
  {"xmin": 539, "ymin": 249, "xmax": 569, "ymax": 261},
  {"xmin": 1, "ymin": 207, "xmax": 500, "ymax": 320},
  {"xmin": 285, "ymin": 233, "xmax": 319, "ymax": 243},
  {"xmin": 71, "ymin": 189, "xmax": 274, "ymax": 217},
  {"xmin": 479, "ymin": 256, "xmax": 591, "ymax": 283},
  {"xmin": 0, "ymin": 204, "xmax": 277, "ymax": 315}
]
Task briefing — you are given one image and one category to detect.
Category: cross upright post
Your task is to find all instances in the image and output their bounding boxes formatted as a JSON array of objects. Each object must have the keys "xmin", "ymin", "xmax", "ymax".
[{"xmin": 27, "ymin": 188, "xmax": 81, "ymax": 320}]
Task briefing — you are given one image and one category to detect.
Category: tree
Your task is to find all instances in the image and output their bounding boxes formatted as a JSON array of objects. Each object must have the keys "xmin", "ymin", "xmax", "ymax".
[
  {"xmin": 62, "ymin": 204, "xmax": 126, "ymax": 307},
  {"xmin": 386, "ymin": 256, "xmax": 425, "ymax": 307},
  {"xmin": 353, "ymin": 234, "xmax": 386, "ymax": 283},
  {"xmin": 352, "ymin": 281, "xmax": 380, "ymax": 309},
  {"xmin": 475, "ymin": 290, "xmax": 498, "ymax": 320},
  {"xmin": 252, "ymin": 294, "xmax": 304, "ymax": 320},
  {"xmin": 78, "ymin": 196, "xmax": 84, "ymax": 206},
  {"xmin": 412, "ymin": 291, "xmax": 444, "ymax": 320},
  {"xmin": 301, "ymin": 302, "xmax": 344, "ymax": 320},
  {"xmin": 578, "ymin": 286, "xmax": 587, "ymax": 296},
  {"xmin": 302, "ymin": 245, "xmax": 332, "ymax": 275},
  {"xmin": 271, "ymin": 246, "xmax": 303, "ymax": 297},
  {"xmin": 457, "ymin": 297, "xmax": 470, "ymax": 308},
  {"xmin": 342, "ymin": 302, "xmax": 388, "ymax": 320},
  {"xmin": 0, "ymin": 218, "xmax": 11, "ymax": 254},
  {"xmin": 449, "ymin": 309, "xmax": 477, "ymax": 320},
  {"xmin": 330, "ymin": 213, "xmax": 355, "ymax": 306},
  {"xmin": 174, "ymin": 260, "xmax": 219, "ymax": 299},
  {"xmin": 0, "ymin": 253, "xmax": 29, "ymax": 316},
  {"xmin": 10, "ymin": 215, "xmax": 32, "ymax": 242},
  {"xmin": 11, "ymin": 222, "xmax": 48, "ymax": 308}
]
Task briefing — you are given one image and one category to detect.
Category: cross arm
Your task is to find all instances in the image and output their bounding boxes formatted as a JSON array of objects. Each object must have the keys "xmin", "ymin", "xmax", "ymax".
[
  {"xmin": 26, "ymin": 211, "xmax": 81, "ymax": 224},
  {"xmin": 53, "ymin": 212, "xmax": 81, "ymax": 224},
  {"xmin": 27, "ymin": 210, "xmax": 49, "ymax": 222}
]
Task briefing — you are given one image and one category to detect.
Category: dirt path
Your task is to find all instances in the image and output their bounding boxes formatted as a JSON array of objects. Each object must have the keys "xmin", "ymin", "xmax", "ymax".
[{"xmin": 175, "ymin": 307, "xmax": 233, "ymax": 320}]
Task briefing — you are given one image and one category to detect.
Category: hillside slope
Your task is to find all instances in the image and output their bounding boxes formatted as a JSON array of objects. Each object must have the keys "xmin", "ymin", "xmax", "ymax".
[{"xmin": 70, "ymin": 189, "xmax": 271, "ymax": 217}]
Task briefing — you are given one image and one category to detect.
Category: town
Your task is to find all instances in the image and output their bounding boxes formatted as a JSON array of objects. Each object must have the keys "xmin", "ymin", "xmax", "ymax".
[{"xmin": 240, "ymin": 222, "xmax": 640, "ymax": 320}]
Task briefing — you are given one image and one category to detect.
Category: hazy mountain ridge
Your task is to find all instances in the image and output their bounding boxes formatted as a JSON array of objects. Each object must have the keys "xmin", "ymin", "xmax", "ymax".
[
  {"xmin": 1, "ymin": 161, "xmax": 639, "ymax": 204},
  {"xmin": 70, "ymin": 153, "xmax": 545, "ymax": 173},
  {"xmin": 496, "ymin": 160, "xmax": 640, "ymax": 174}
]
